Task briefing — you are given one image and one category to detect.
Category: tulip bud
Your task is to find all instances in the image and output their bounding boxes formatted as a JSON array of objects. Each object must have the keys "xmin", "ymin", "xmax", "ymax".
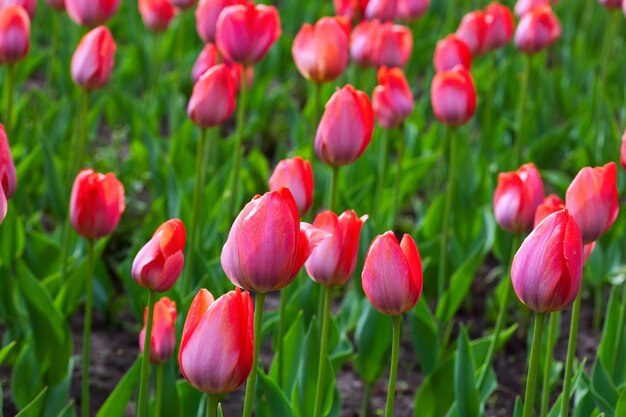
[
  {"xmin": 362, "ymin": 231, "xmax": 423, "ymax": 316},
  {"xmin": 599, "ymin": 0, "xmax": 622, "ymax": 9},
  {"xmin": 216, "ymin": 3, "xmax": 281, "ymax": 66},
  {"xmin": 511, "ymin": 209, "xmax": 583, "ymax": 313},
  {"xmin": 139, "ymin": 0, "xmax": 176, "ymax": 32},
  {"xmin": 334, "ymin": 0, "xmax": 369, "ymax": 19},
  {"xmin": 621, "ymin": 131, "xmax": 626, "ymax": 171},
  {"xmin": 315, "ymin": 85, "xmax": 374, "ymax": 166},
  {"xmin": 350, "ymin": 20, "xmax": 374, "ymax": 67},
  {"xmin": 71, "ymin": 26, "xmax": 116, "ymax": 90},
  {"xmin": 0, "ymin": 124, "xmax": 16, "ymax": 200},
  {"xmin": 514, "ymin": 0, "xmax": 550, "ymax": 17},
  {"xmin": 292, "ymin": 16, "xmax": 350, "ymax": 84},
  {"xmin": 306, "ymin": 210, "xmax": 368, "ymax": 287},
  {"xmin": 433, "ymin": 34, "xmax": 472, "ymax": 72},
  {"xmin": 221, "ymin": 188, "xmax": 329, "ymax": 293},
  {"xmin": 493, "ymin": 163, "xmax": 544, "ymax": 234},
  {"xmin": 179, "ymin": 288, "xmax": 253, "ymax": 395},
  {"xmin": 132, "ymin": 219, "xmax": 186, "ymax": 292},
  {"xmin": 533, "ymin": 193, "xmax": 564, "ymax": 228},
  {"xmin": 430, "ymin": 64, "xmax": 476, "ymax": 126},
  {"xmin": 139, "ymin": 297, "xmax": 177, "ymax": 364},
  {"xmin": 46, "ymin": 0, "xmax": 65, "ymax": 11},
  {"xmin": 0, "ymin": 4, "xmax": 29, "ymax": 65},
  {"xmin": 195, "ymin": 0, "xmax": 246, "ymax": 43},
  {"xmin": 65, "ymin": 0, "xmax": 120, "ymax": 27},
  {"xmin": 484, "ymin": 2, "xmax": 514, "ymax": 51},
  {"xmin": 372, "ymin": 67, "xmax": 414, "ymax": 129},
  {"xmin": 170, "ymin": 0, "xmax": 196, "ymax": 9},
  {"xmin": 515, "ymin": 5, "xmax": 561, "ymax": 54},
  {"xmin": 187, "ymin": 63, "xmax": 236, "ymax": 128},
  {"xmin": 0, "ymin": 0, "xmax": 35, "ymax": 17},
  {"xmin": 397, "ymin": 0, "xmax": 429, "ymax": 21},
  {"xmin": 70, "ymin": 169, "xmax": 125, "ymax": 240},
  {"xmin": 364, "ymin": 0, "xmax": 397, "ymax": 21},
  {"xmin": 191, "ymin": 43, "xmax": 218, "ymax": 82},
  {"xmin": 456, "ymin": 11, "xmax": 488, "ymax": 55},
  {"xmin": 369, "ymin": 21, "xmax": 413, "ymax": 68},
  {"xmin": 268, "ymin": 157, "xmax": 314, "ymax": 216},
  {"xmin": 565, "ymin": 162, "xmax": 619, "ymax": 244}
]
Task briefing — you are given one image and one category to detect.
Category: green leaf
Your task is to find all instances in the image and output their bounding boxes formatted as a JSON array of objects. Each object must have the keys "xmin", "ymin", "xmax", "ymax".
[
  {"xmin": 15, "ymin": 387, "xmax": 48, "ymax": 417},
  {"xmin": 11, "ymin": 344, "xmax": 42, "ymax": 408},
  {"xmin": 217, "ymin": 404, "xmax": 224, "ymax": 417},
  {"xmin": 454, "ymin": 327, "xmax": 480, "ymax": 417},
  {"xmin": 616, "ymin": 389, "xmax": 626, "ymax": 417},
  {"xmin": 591, "ymin": 359, "xmax": 618, "ymax": 417},
  {"xmin": 95, "ymin": 358, "xmax": 141, "ymax": 417},
  {"xmin": 268, "ymin": 310, "xmax": 305, "ymax": 394},
  {"xmin": 0, "ymin": 207, "xmax": 25, "ymax": 267},
  {"xmin": 353, "ymin": 300, "xmax": 392, "ymax": 384},
  {"xmin": 0, "ymin": 341, "xmax": 16, "ymax": 365},
  {"xmin": 256, "ymin": 370, "xmax": 295, "ymax": 417},
  {"xmin": 407, "ymin": 300, "xmax": 439, "ymax": 376}
]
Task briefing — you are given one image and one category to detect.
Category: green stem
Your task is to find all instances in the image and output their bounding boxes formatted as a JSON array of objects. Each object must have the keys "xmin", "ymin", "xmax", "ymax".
[
  {"xmin": 384, "ymin": 316, "xmax": 402, "ymax": 417},
  {"xmin": 611, "ymin": 281, "xmax": 626, "ymax": 378},
  {"xmin": 74, "ymin": 89, "xmax": 90, "ymax": 178},
  {"xmin": 155, "ymin": 364, "xmax": 163, "ymax": 417},
  {"xmin": 151, "ymin": 33, "xmax": 160, "ymax": 95},
  {"xmin": 242, "ymin": 293, "xmax": 266, "ymax": 417},
  {"xmin": 437, "ymin": 127, "xmax": 457, "ymax": 300},
  {"xmin": 137, "ymin": 290, "xmax": 156, "ymax": 417},
  {"xmin": 374, "ymin": 128, "xmax": 389, "ymax": 217},
  {"xmin": 522, "ymin": 313, "xmax": 546, "ymax": 417},
  {"xmin": 5, "ymin": 64, "xmax": 14, "ymax": 134},
  {"xmin": 540, "ymin": 313, "xmax": 559, "ymax": 417},
  {"xmin": 277, "ymin": 288, "xmax": 288, "ymax": 387},
  {"xmin": 391, "ymin": 125, "xmax": 405, "ymax": 228},
  {"xmin": 81, "ymin": 239, "xmax": 96, "ymax": 417},
  {"xmin": 228, "ymin": 66, "xmax": 249, "ymax": 218},
  {"xmin": 206, "ymin": 394, "xmax": 218, "ymax": 417},
  {"xmin": 514, "ymin": 55, "xmax": 531, "ymax": 166},
  {"xmin": 313, "ymin": 286, "xmax": 332, "ymax": 417},
  {"xmin": 359, "ymin": 382, "xmax": 373, "ymax": 417},
  {"xmin": 559, "ymin": 291, "xmax": 582, "ymax": 417},
  {"xmin": 593, "ymin": 286, "xmax": 602, "ymax": 330},
  {"xmin": 328, "ymin": 166, "xmax": 339, "ymax": 212}
]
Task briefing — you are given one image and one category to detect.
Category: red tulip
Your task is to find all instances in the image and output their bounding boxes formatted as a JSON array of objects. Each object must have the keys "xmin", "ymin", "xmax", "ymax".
[
  {"xmin": 372, "ymin": 66, "xmax": 414, "ymax": 129},
  {"xmin": 0, "ymin": 124, "xmax": 16, "ymax": 200},
  {"xmin": 46, "ymin": 0, "xmax": 65, "ymax": 10},
  {"xmin": 369, "ymin": 21, "xmax": 412, "ymax": 68},
  {"xmin": 71, "ymin": 26, "xmax": 116, "ymax": 90},
  {"xmin": 305, "ymin": 210, "xmax": 368, "ymax": 287},
  {"xmin": 187, "ymin": 63, "xmax": 236, "ymax": 128},
  {"xmin": 433, "ymin": 34, "xmax": 472, "ymax": 72},
  {"xmin": 195, "ymin": 0, "xmax": 246, "ymax": 43},
  {"xmin": 484, "ymin": 2, "xmax": 514, "ymax": 51},
  {"xmin": 599, "ymin": 0, "xmax": 622, "ymax": 9},
  {"xmin": 65, "ymin": 0, "xmax": 120, "ymax": 26},
  {"xmin": 493, "ymin": 163, "xmax": 544, "ymax": 234},
  {"xmin": 221, "ymin": 188, "xmax": 329, "ymax": 293},
  {"xmin": 334, "ymin": 0, "xmax": 369, "ymax": 19},
  {"xmin": 315, "ymin": 85, "xmax": 374, "ymax": 166},
  {"xmin": 0, "ymin": 4, "xmax": 29, "ymax": 64},
  {"xmin": 215, "ymin": 3, "xmax": 281, "ymax": 66},
  {"xmin": 139, "ymin": 297, "xmax": 177, "ymax": 364},
  {"xmin": 514, "ymin": 0, "xmax": 550, "ymax": 17},
  {"xmin": 191, "ymin": 42, "xmax": 218, "ymax": 82},
  {"xmin": 565, "ymin": 162, "xmax": 619, "ymax": 244},
  {"xmin": 0, "ymin": 0, "xmax": 35, "ymax": 17},
  {"xmin": 70, "ymin": 169, "xmax": 125, "ymax": 240},
  {"xmin": 511, "ymin": 209, "xmax": 583, "ymax": 313},
  {"xmin": 170, "ymin": 0, "xmax": 196, "ymax": 9},
  {"xmin": 430, "ymin": 65, "xmax": 476, "ymax": 126},
  {"xmin": 621, "ymin": 130, "xmax": 626, "ymax": 171},
  {"xmin": 514, "ymin": 5, "xmax": 561, "ymax": 54},
  {"xmin": 456, "ymin": 11, "xmax": 488, "ymax": 55},
  {"xmin": 350, "ymin": 20, "xmax": 374, "ymax": 66},
  {"xmin": 292, "ymin": 16, "xmax": 350, "ymax": 84},
  {"xmin": 132, "ymin": 219, "xmax": 186, "ymax": 292},
  {"xmin": 268, "ymin": 156, "xmax": 314, "ymax": 216},
  {"xmin": 397, "ymin": 0, "xmax": 429, "ymax": 21},
  {"xmin": 364, "ymin": 0, "xmax": 397, "ymax": 21},
  {"xmin": 533, "ymin": 193, "xmax": 564, "ymax": 228},
  {"xmin": 139, "ymin": 0, "xmax": 176, "ymax": 32},
  {"xmin": 179, "ymin": 288, "xmax": 253, "ymax": 395},
  {"xmin": 362, "ymin": 231, "xmax": 423, "ymax": 316},
  {"xmin": 223, "ymin": 59, "xmax": 254, "ymax": 92}
]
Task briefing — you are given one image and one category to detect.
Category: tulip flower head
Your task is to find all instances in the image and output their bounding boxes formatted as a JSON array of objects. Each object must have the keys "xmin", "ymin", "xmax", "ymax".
[
  {"xmin": 0, "ymin": 124, "xmax": 16, "ymax": 200},
  {"xmin": 315, "ymin": 85, "xmax": 374, "ymax": 166},
  {"xmin": 533, "ymin": 193, "xmax": 564, "ymax": 228},
  {"xmin": 0, "ymin": 0, "xmax": 35, "ymax": 17},
  {"xmin": 362, "ymin": 231, "xmax": 423, "ymax": 316},
  {"xmin": 334, "ymin": 0, "xmax": 369, "ymax": 19},
  {"xmin": 397, "ymin": 0, "xmax": 429, "ymax": 21},
  {"xmin": 599, "ymin": 0, "xmax": 622, "ymax": 9},
  {"xmin": 191, "ymin": 42, "xmax": 219, "ymax": 82},
  {"xmin": 514, "ymin": 0, "xmax": 550, "ymax": 17},
  {"xmin": 430, "ymin": 64, "xmax": 476, "ymax": 126},
  {"xmin": 169, "ymin": 0, "xmax": 196, "ymax": 9},
  {"xmin": 268, "ymin": 156, "xmax": 314, "ymax": 216},
  {"xmin": 221, "ymin": 188, "xmax": 329, "ymax": 293},
  {"xmin": 369, "ymin": 21, "xmax": 413, "ymax": 68},
  {"xmin": 372, "ymin": 67, "xmax": 414, "ymax": 129},
  {"xmin": 565, "ymin": 162, "xmax": 619, "ymax": 244},
  {"xmin": 0, "ymin": 4, "xmax": 29, "ymax": 65},
  {"xmin": 65, "ymin": 0, "xmax": 120, "ymax": 27},
  {"xmin": 139, "ymin": 297, "xmax": 177, "ymax": 364},
  {"xmin": 514, "ymin": 5, "xmax": 561, "ymax": 54},
  {"xmin": 350, "ymin": 20, "xmax": 374, "ymax": 66},
  {"xmin": 364, "ymin": 0, "xmax": 398, "ymax": 21},
  {"xmin": 195, "ymin": 0, "xmax": 247, "ymax": 43},
  {"xmin": 456, "ymin": 11, "xmax": 488, "ymax": 55},
  {"xmin": 138, "ymin": 0, "xmax": 176, "ymax": 32},
  {"xmin": 511, "ymin": 209, "xmax": 583, "ymax": 313},
  {"xmin": 71, "ymin": 26, "xmax": 116, "ymax": 90},
  {"xmin": 484, "ymin": 2, "xmax": 514, "ymax": 51},
  {"xmin": 223, "ymin": 59, "xmax": 254, "ymax": 92},
  {"xmin": 179, "ymin": 288, "xmax": 254, "ymax": 395},
  {"xmin": 70, "ymin": 169, "xmax": 125, "ymax": 240},
  {"xmin": 187, "ymin": 63, "xmax": 237, "ymax": 128},
  {"xmin": 292, "ymin": 16, "xmax": 350, "ymax": 84},
  {"xmin": 433, "ymin": 34, "xmax": 472, "ymax": 72}
]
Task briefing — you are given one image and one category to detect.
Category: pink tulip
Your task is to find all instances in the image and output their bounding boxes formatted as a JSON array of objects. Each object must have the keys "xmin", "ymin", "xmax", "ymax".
[
  {"xmin": 456, "ymin": 11, "xmax": 488, "ymax": 55},
  {"xmin": 364, "ymin": 0, "xmax": 397, "ymax": 21},
  {"xmin": 0, "ymin": 0, "xmax": 35, "ymax": 17},
  {"xmin": 533, "ymin": 193, "xmax": 564, "ymax": 228},
  {"xmin": 397, "ymin": 0, "xmax": 429, "ymax": 21},
  {"xmin": 65, "ymin": 0, "xmax": 120, "ymax": 27},
  {"xmin": 362, "ymin": 231, "xmax": 423, "ymax": 316},
  {"xmin": 372, "ymin": 66, "xmax": 414, "ymax": 129},
  {"xmin": 430, "ymin": 65, "xmax": 477, "ymax": 126},
  {"xmin": 195, "ymin": 0, "xmax": 247, "ymax": 43},
  {"xmin": 268, "ymin": 156, "xmax": 314, "ymax": 216},
  {"xmin": 187, "ymin": 63, "xmax": 237, "ymax": 128},
  {"xmin": 515, "ymin": 5, "xmax": 561, "ymax": 54},
  {"xmin": 350, "ymin": 20, "xmax": 374, "ymax": 66},
  {"xmin": 223, "ymin": 59, "xmax": 254, "ymax": 92},
  {"xmin": 334, "ymin": 0, "xmax": 369, "ymax": 19},
  {"xmin": 0, "ymin": 4, "xmax": 29, "ymax": 64},
  {"xmin": 191, "ymin": 43, "xmax": 219, "ymax": 82},
  {"xmin": 511, "ymin": 209, "xmax": 583, "ymax": 313},
  {"xmin": 139, "ymin": 0, "xmax": 176, "ymax": 32},
  {"xmin": 514, "ymin": 0, "xmax": 550, "ymax": 17},
  {"xmin": 71, "ymin": 26, "xmax": 116, "ymax": 90},
  {"xmin": 369, "ymin": 21, "xmax": 413, "ymax": 68},
  {"xmin": 433, "ymin": 34, "xmax": 472, "ymax": 72},
  {"xmin": 179, "ymin": 288, "xmax": 253, "ymax": 394},
  {"xmin": 484, "ymin": 2, "xmax": 514, "ymax": 51},
  {"xmin": 0, "ymin": 124, "xmax": 16, "ymax": 200},
  {"xmin": 0, "ymin": 187, "xmax": 6, "ymax": 224},
  {"xmin": 139, "ymin": 297, "xmax": 177, "ymax": 364},
  {"xmin": 170, "ymin": 0, "xmax": 197, "ymax": 9}
]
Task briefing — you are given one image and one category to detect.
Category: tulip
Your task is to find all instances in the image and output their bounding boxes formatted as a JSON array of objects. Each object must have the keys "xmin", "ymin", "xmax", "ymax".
[
  {"xmin": 533, "ymin": 193, "xmax": 564, "ymax": 227},
  {"xmin": 71, "ymin": 26, "xmax": 116, "ymax": 90},
  {"xmin": 362, "ymin": 231, "xmax": 423, "ymax": 316},
  {"xmin": 565, "ymin": 162, "xmax": 619, "ymax": 244},
  {"xmin": 268, "ymin": 157, "xmax": 314, "ymax": 216},
  {"xmin": 511, "ymin": 209, "xmax": 583, "ymax": 313},
  {"xmin": 170, "ymin": 0, "xmax": 196, "ymax": 9},
  {"xmin": 179, "ymin": 288, "xmax": 254, "ymax": 394},
  {"xmin": 0, "ymin": 187, "xmax": 6, "ymax": 224},
  {"xmin": 305, "ymin": 210, "xmax": 368, "ymax": 287},
  {"xmin": 65, "ymin": 0, "xmax": 120, "ymax": 27},
  {"xmin": 0, "ymin": 0, "xmax": 35, "ymax": 17},
  {"xmin": 433, "ymin": 34, "xmax": 472, "ymax": 72},
  {"xmin": 599, "ymin": 0, "xmax": 622, "ymax": 9},
  {"xmin": 484, "ymin": 2, "xmax": 514, "ymax": 51},
  {"xmin": 0, "ymin": 4, "xmax": 29, "ymax": 65},
  {"xmin": 315, "ymin": 85, "xmax": 374, "ymax": 166},
  {"xmin": 372, "ymin": 67, "xmax": 414, "ymax": 129},
  {"xmin": 515, "ymin": 5, "xmax": 561, "ymax": 54},
  {"xmin": 46, "ymin": 0, "xmax": 65, "ymax": 10},
  {"xmin": 364, "ymin": 0, "xmax": 397, "ymax": 21},
  {"xmin": 69, "ymin": 169, "xmax": 125, "ymax": 240},
  {"xmin": 621, "ymin": 131, "xmax": 626, "ymax": 171},
  {"xmin": 195, "ymin": 0, "xmax": 246, "ymax": 43},
  {"xmin": 191, "ymin": 42, "xmax": 218, "ymax": 82},
  {"xmin": 493, "ymin": 163, "xmax": 544, "ymax": 234},
  {"xmin": 0, "ymin": 124, "xmax": 16, "ymax": 200},
  {"xmin": 139, "ymin": 0, "xmax": 176, "ymax": 32},
  {"xmin": 215, "ymin": 2, "xmax": 281, "ymax": 66},
  {"xmin": 456, "ymin": 11, "xmax": 488, "ymax": 55},
  {"xmin": 430, "ymin": 64, "xmax": 476, "ymax": 126},
  {"xmin": 292, "ymin": 16, "xmax": 350, "ymax": 84},
  {"xmin": 224, "ymin": 59, "xmax": 253, "ymax": 92},
  {"xmin": 369, "ymin": 21, "xmax": 413, "ymax": 68},
  {"xmin": 221, "ymin": 188, "xmax": 328, "ymax": 293},
  {"xmin": 397, "ymin": 0, "xmax": 429, "ymax": 21},
  {"xmin": 187, "ymin": 63, "xmax": 236, "ymax": 128},
  {"xmin": 514, "ymin": 0, "xmax": 550, "ymax": 17},
  {"xmin": 334, "ymin": 0, "xmax": 369, "ymax": 19},
  {"xmin": 350, "ymin": 20, "xmax": 374, "ymax": 66},
  {"xmin": 139, "ymin": 297, "xmax": 177, "ymax": 364}
]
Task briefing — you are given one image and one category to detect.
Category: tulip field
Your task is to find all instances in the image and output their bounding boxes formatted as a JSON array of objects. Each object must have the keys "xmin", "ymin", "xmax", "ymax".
[{"xmin": 3, "ymin": 0, "xmax": 626, "ymax": 416}]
